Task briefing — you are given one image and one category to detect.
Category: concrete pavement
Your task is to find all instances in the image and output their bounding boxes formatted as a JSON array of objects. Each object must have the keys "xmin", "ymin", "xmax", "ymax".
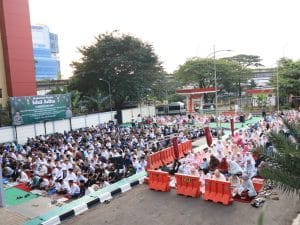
[{"xmin": 0, "ymin": 207, "xmax": 29, "ymax": 225}]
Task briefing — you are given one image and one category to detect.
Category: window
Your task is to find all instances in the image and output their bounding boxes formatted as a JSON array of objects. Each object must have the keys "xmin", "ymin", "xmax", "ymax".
[{"xmin": 0, "ymin": 88, "xmax": 2, "ymax": 98}]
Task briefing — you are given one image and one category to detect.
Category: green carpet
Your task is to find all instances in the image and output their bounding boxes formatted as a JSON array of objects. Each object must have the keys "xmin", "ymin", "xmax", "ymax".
[
  {"xmin": 210, "ymin": 116, "xmax": 262, "ymax": 130},
  {"xmin": 4, "ymin": 187, "xmax": 37, "ymax": 206},
  {"xmin": 24, "ymin": 172, "xmax": 147, "ymax": 225}
]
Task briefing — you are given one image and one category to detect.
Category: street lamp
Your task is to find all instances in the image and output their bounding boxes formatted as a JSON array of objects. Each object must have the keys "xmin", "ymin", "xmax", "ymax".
[
  {"xmin": 99, "ymin": 78, "xmax": 113, "ymax": 121},
  {"xmin": 209, "ymin": 46, "xmax": 232, "ymax": 128}
]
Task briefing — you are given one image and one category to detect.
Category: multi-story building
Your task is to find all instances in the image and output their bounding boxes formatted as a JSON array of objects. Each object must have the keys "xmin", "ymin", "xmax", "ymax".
[
  {"xmin": 31, "ymin": 25, "xmax": 60, "ymax": 80},
  {"xmin": 0, "ymin": 0, "xmax": 37, "ymax": 108},
  {"xmin": 250, "ymin": 68, "xmax": 276, "ymax": 87}
]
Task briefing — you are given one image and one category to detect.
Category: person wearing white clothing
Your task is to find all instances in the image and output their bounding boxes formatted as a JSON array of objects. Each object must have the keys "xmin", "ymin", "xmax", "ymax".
[
  {"xmin": 68, "ymin": 180, "xmax": 80, "ymax": 198},
  {"xmin": 17, "ymin": 170, "xmax": 29, "ymax": 183},
  {"xmin": 237, "ymin": 174, "xmax": 257, "ymax": 198},
  {"xmin": 212, "ymin": 169, "xmax": 226, "ymax": 182},
  {"xmin": 57, "ymin": 179, "xmax": 70, "ymax": 194},
  {"xmin": 64, "ymin": 168, "xmax": 77, "ymax": 182}
]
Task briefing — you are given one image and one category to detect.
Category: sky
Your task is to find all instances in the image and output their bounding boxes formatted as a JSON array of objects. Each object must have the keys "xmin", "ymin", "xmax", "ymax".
[{"xmin": 29, "ymin": 0, "xmax": 300, "ymax": 79}]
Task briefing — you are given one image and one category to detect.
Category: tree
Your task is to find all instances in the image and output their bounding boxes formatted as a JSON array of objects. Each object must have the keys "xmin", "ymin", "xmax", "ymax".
[
  {"xmin": 256, "ymin": 93, "xmax": 268, "ymax": 108},
  {"xmin": 259, "ymin": 118, "xmax": 300, "ymax": 196},
  {"xmin": 0, "ymin": 102, "xmax": 12, "ymax": 127},
  {"xmin": 270, "ymin": 58, "xmax": 300, "ymax": 106},
  {"xmin": 47, "ymin": 88, "xmax": 83, "ymax": 115},
  {"xmin": 223, "ymin": 54, "xmax": 263, "ymax": 97},
  {"xmin": 250, "ymin": 79, "xmax": 257, "ymax": 88},
  {"xmin": 82, "ymin": 94, "xmax": 109, "ymax": 113},
  {"xmin": 151, "ymin": 73, "xmax": 183, "ymax": 104},
  {"xmin": 174, "ymin": 57, "xmax": 244, "ymax": 101},
  {"xmin": 224, "ymin": 54, "xmax": 264, "ymax": 68},
  {"xmin": 70, "ymin": 31, "xmax": 163, "ymax": 110}
]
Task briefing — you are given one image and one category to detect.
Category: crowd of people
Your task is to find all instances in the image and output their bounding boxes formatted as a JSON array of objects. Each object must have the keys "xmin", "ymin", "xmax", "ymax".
[
  {"xmin": 0, "ymin": 115, "xmax": 205, "ymax": 198},
  {"xmin": 164, "ymin": 110, "xmax": 299, "ymax": 199},
  {"xmin": 1, "ymin": 110, "xmax": 298, "ymax": 200}
]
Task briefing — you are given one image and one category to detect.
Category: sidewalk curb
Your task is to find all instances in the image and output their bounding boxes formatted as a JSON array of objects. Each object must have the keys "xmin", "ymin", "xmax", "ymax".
[{"xmin": 24, "ymin": 174, "xmax": 146, "ymax": 225}]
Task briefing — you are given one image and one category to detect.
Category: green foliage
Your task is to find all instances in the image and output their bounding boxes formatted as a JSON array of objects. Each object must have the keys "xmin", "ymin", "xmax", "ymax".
[
  {"xmin": 70, "ymin": 31, "xmax": 163, "ymax": 109},
  {"xmin": 256, "ymin": 93, "xmax": 268, "ymax": 108},
  {"xmin": 151, "ymin": 73, "xmax": 183, "ymax": 103},
  {"xmin": 270, "ymin": 58, "xmax": 300, "ymax": 100},
  {"xmin": 224, "ymin": 54, "xmax": 264, "ymax": 68},
  {"xmin": 0, "ymin": 104, "xmax": 11, "ymax": 127},
  {"xmin": 260, "ymin": 118, "xmax": 300, "ymax": 196},
  {"xmin": 257, "ymin": 210, "xmax": 264, "ymax": 225},
  {"xmin": 82, "ymin": 94, "xmax": 109, "ymax": 113},
  {"xmin": 174, "ymin": 57, "xmax": 247, "ymax": 100},
  {"xmin": 250, "ymin": 79, "xmax": 257, "ymax": 88},
  {"xmin": 47, "ymin": 88, "xmax": 84, "ymax": 115}
]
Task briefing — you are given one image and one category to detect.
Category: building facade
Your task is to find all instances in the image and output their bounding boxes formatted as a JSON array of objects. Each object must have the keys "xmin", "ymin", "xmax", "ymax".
[
  {"xmin": 0, "ymin": 0, "xmax": 37, "ymax": 108},
  {"xmin": 31, "ymin": 25, "xmax": 60, "ymax": 80},
  {"xmin": 251, "ymin": 68, "xmax": 276, "ymax": 87}
]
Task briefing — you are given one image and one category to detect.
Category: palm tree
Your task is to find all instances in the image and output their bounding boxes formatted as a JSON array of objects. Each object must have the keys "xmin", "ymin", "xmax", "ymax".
[
  {"xmin": 259, "ymin": 118, "xmax": 300, "ymax": 195},
  {"xmin": 82, "ymin": 93, "xmax": 110, "ymax": 113}
]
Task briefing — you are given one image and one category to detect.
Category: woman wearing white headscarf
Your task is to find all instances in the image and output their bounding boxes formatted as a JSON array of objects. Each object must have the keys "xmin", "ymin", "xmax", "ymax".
[
  {"xmin": 244, "ymin": 158, "xmax": 256, "ymax": 178},
  {"xmin": 237, "ymin": 174, "xmax": 257, "ymax": 197},
  {"xmin": 229, "ymin": 174, "xmax": 241, "ymax": 197},
  {"xmin": 228, "ymin": 160, "xmax": 243, "ymax": 175}
]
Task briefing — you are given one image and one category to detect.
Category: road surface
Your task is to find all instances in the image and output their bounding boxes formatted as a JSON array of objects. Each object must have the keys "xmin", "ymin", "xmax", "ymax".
[{"xmin": 63, "ymin": 184, "xmax": 300, "ymax": 225}]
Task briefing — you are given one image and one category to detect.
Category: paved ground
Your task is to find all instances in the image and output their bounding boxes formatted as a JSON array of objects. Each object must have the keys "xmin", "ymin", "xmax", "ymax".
[
  {"xmin": 0, "ymin": 208, "xmax": 29, "ymax": 225},
  {"xmin": 63, "ymin": 185, "xmax": 300, "ymax": 225}
]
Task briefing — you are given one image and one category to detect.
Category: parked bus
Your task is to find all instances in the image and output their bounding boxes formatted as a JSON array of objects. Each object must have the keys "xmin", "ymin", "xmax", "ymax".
[{"xmin": 156, "ymin": 102, "xmax": 186, "ymax": 115}]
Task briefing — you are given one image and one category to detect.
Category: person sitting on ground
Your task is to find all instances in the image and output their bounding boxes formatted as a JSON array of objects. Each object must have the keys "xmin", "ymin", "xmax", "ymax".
[
  {"xmin": 218, "ymin": 157, "xmax": 229, "ymax": 174},
  {"xmin": 56, "ymin": 179, "xmax": 70, "ymax": 195},
  {"xmin": 190, "ymin": 166, "xmax": 200, "ymax": 177},
  {"xmin": 209, "ymin": 155, "xmax": 220, "ymax": 171},
  {"xmin": 39, "ymin": 177, "xmax": 50, "ymax": 190},
  {"xmin": 29, "ymin": 172, "xmax": 41, "ymax": 189},
  {"xmin": 17, "ymin": 168, "xmax": 29, "ymax": 183},
  {"xmin": 237, "ymin": 174, "xmax": 257, "ymax": 198},
  {"xmin": 200, "ymin": 157, "xmax": 209, "ymax": 170},
  {"xmin": 199, "ymin": 169, "xmax": 211, "ymax": 193},
  {"xmin": 227, "ymin": 160, "xmax": 243, "ymax": 176},
  {"xmin": 79, "ymin": 180, "xmax": 86, "ymax": 197},
  {"xmin": 212, "ymin": 169, "xmax": 226, "ymax": 182},
  {"xmin": 229, "ymin": 174, "xmax": 241, "ymax": 197},
  {"xmin": 67, "ymin": 180, "xmax": 80, "ymax": 199}
]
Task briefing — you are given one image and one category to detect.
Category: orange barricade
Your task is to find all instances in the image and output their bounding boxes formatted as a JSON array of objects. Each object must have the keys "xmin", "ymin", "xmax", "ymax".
[
  {"xmin": 182, "ymin": 140, "xmax": 192, "ymax": 154},
  {"xmin": 186, "ymin": 140, "xmax": 192, "ymax": 153},
  {"xmin": 160, "ymin": 149, "xmax": 168, "ymax": 166},
  {"xmin": 146, "ymin": 154, "xmax": 152, "ymax": 170},
  {"xmin": 204, "ymin": 179, "xmax": 232, "ymax": 205},
  {"xmin": 170, "ymin": 146, "xmax": 175, "ymax": 161},
  {"xmin": 152, "ymin": 152, "xmax": 163, "ymax": 169},
  {"xmin": 252, "ymin": 178, "xmax": 265, "ymax": 193},
  {"xmin": 175, "ymin": 173, "xmax": 201, "ymax": 198},
  {"xmin": 148, "ymin": 169, "xmax": 171, "ymax": 192},
  {"xmin": 178, "ymin": 143, "xmax": 184, "ymax": 158},
  {"xmin": 166, "ymin": 147, "xmax": 174, "ymax": 164}
]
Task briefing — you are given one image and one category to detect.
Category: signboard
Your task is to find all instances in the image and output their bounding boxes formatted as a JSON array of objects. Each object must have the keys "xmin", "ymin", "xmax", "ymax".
[{"xmin": 10, "ymin": 94, "xmax": 72, "ymax": 126}]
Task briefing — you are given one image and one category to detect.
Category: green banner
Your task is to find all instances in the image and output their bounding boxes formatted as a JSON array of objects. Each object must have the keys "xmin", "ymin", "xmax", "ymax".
[{"xmin": 10, "ymin": 94, "xmax": 72, "ymax": 126}]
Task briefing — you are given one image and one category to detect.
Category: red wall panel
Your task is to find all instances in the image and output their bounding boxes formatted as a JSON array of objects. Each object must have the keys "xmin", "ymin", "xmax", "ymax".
[{"xmin": 0, "ymin": 0, "xmax": 37, "ymax": 97}]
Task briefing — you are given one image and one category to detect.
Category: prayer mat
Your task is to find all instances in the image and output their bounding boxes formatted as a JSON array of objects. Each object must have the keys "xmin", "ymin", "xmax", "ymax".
[
  {"xmin": 5, "ymin": 187, "xmax": 37, "ymax": 206},
  {"xmin": 14, "ymin": 182, "xmax": 32, "ymax": 192}
]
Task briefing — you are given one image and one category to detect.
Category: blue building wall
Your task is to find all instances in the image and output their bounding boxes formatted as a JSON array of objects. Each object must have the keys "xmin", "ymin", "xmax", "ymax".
[{"xmin": 32, "ymin": 25, "xmax": 60, "ymax": 80}]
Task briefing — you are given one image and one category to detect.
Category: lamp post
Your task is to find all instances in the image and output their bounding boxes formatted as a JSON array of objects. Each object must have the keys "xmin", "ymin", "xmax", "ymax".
[
  {"xmin": 99, "ymin": 78, "xmax": 112, "ymax": 121},
  {"xmin": 209, "ymin": 46, "xmax": 232, "ymax": 129}
]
